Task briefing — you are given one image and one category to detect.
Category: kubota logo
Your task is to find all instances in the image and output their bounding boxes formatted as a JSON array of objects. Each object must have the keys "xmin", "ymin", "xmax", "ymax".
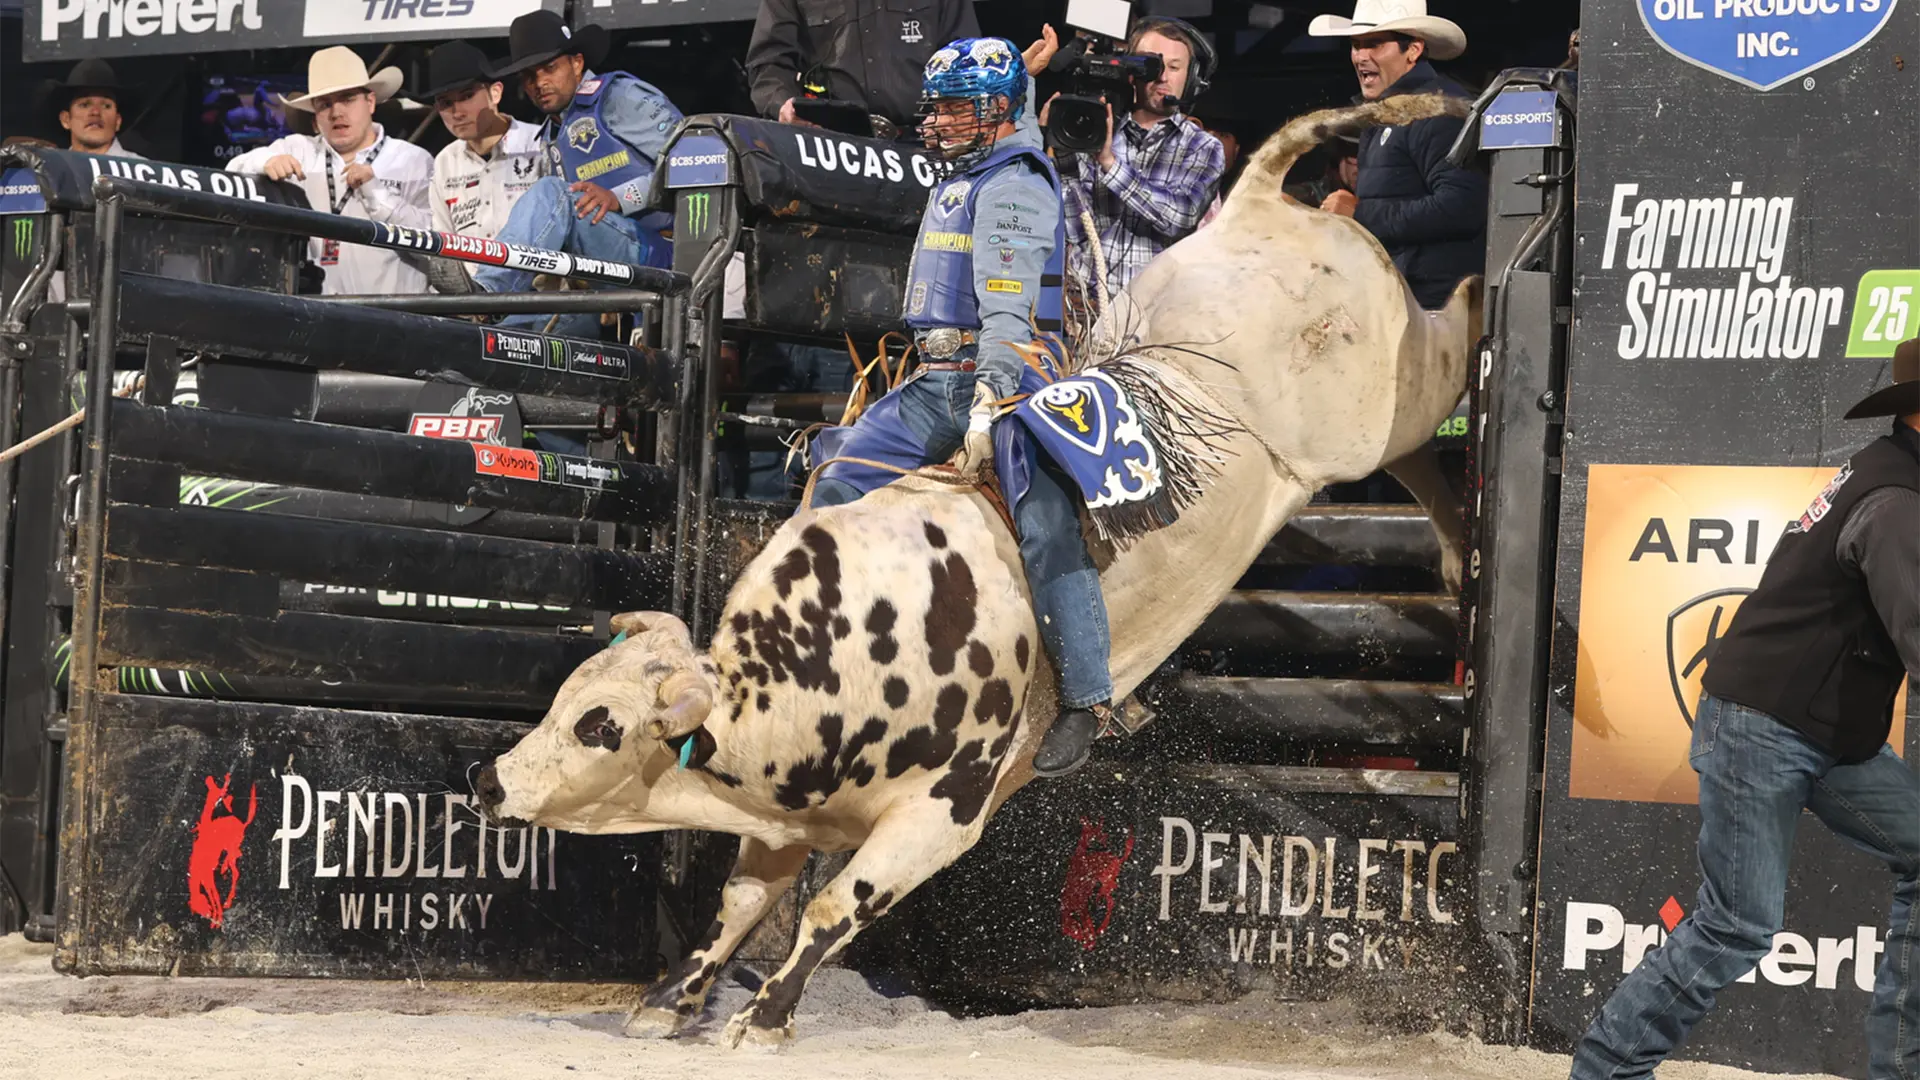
[
  {"xmin": 12, "ymin": 218, "xmax": 32, "ymax": 258},
  {"xmin": 188, "ymin": 774, "xmax": 257, "ymax": 930},
  {"xmin": 1060, "ymin": 818, "xmax": 1133, "ymax": 951}
]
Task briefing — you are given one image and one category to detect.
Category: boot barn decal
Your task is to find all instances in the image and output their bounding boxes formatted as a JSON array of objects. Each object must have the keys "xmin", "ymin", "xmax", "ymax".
[
  {"xmin": 1571, "ymin": 463, "xmax": 1908, "ymax": 804},
  {"xmin": 187, "ymin": 774, "xmax": 257, "ymax": 930}
]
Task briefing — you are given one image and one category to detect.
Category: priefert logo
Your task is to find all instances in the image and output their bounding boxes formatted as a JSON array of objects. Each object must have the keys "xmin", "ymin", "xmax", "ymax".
[
  {"xmin": 1563, "ymin": 898, "xmax": 1883, "ymax": 991},
  {"xmin": 43, "ymin": 0, "xmax": 263, "ymax": 42}
]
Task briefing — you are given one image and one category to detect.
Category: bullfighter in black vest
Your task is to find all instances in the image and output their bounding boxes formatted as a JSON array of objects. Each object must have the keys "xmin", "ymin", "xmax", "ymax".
[{"xmin": 1571, "ymin": 337, "xmax": 1920, "ymax": 1078}]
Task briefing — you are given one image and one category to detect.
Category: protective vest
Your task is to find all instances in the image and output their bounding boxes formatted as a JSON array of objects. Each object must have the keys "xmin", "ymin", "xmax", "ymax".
[
  {"xmin": 903, "ymin": 143, "xmax": 1065, "ymax": 337},
  {"xmin": 551, "ymin": 71, "xmax": 663, "ymax": 197},
  {"xmin": 1701, "ymin": 424, "xmax": 1920, "ymax": 762}
]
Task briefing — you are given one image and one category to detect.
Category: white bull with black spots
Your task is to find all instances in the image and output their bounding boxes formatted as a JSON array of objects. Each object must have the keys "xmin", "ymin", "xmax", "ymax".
[{"xmin": 474, "ymin": 92, "xmax": 1481, "ymax": 1048}]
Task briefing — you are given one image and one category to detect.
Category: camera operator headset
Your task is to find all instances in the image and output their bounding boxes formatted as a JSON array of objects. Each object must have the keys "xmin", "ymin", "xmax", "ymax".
[{"xmin": 1043, "ymin": 14, "xmax": 1223, "ymax": 315}]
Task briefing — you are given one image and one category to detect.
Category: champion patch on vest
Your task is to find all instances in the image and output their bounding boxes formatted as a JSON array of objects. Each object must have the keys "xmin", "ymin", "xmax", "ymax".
[{"xmin": 1789, "ymin": 463, "xmax": 1853, "ymax": 534}]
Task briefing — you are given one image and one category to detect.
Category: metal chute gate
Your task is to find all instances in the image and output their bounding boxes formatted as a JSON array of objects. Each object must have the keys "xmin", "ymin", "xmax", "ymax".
[{"xmin": 0, "ymin": 147, "xmax": 698, "ymax": 976}]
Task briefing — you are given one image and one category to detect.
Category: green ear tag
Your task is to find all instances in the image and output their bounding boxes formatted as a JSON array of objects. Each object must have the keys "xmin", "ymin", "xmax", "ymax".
[{"xmin": 608, "ymin": 630, "xmax": 628, "ymax": 648}]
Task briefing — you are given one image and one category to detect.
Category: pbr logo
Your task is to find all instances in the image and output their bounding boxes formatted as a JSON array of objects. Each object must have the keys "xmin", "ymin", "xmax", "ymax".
[
  {"xmin": 1636, "ymin": 0, "xmax": 1899, "ymax": 91},
  {"xmin": 1665, "ymin": 588, "xmax": 1751, "ymax": 726},
  {"xmin": 408, "ymin": 388, "xmax": 512, "ymax": 443}
]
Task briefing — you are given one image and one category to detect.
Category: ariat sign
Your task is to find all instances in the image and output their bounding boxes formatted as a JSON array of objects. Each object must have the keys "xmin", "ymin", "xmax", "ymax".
[{"xmin": 1564, "ymin": 900, "xmax": 1884, "ymax": 991}]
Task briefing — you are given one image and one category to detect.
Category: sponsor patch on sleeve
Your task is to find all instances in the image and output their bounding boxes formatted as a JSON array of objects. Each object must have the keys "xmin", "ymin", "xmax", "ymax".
[{"xmin": 985, "ymin": 279, "xmax": 1024, "ymax": 294}]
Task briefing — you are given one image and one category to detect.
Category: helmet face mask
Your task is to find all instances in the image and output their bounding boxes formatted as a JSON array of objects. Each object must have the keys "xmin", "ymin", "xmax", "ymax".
[{"xmin": 918, "ymin": 92, "xmax": 1011, "ymax": 176}]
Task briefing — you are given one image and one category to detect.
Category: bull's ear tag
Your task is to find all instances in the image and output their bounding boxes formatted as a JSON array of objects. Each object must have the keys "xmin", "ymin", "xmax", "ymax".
[
  {"xmin": 677, "ymin": 737, "xmax": 695, "ymax": 770},
  {"xmin": 608, "ymin": 630, "xmax": 628, "ymax": 648}
]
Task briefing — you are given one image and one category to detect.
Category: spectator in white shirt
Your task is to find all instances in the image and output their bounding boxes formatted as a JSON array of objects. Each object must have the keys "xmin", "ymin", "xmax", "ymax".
[
  {"xmin": 421, "ymin": 40, "xmax": 547, "ymax": 293},
  {"xmin": 225, "ymin": 47, "xmax": 433, "ymax": 296}
]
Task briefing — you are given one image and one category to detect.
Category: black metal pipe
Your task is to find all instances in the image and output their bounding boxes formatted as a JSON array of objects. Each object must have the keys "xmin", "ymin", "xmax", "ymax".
[
  {"xmin": 3, "ymin": 214, "xmax": 64, "ymax": 335},
  {"xmin": 115, "ymin": 273, "xmax": 680, "ymax": 411},
  {"xmin": 70, "ymin": 195, "xmax": 122, "ymax": 720},
  {"xmin": 314, "ymin": 290, "xmax": 669, "ymax": 316},
  {"xmin": 109, "ymin": 399, "xmax": 674, "ymax": 525},
  {"xmin": 91, "ymin": 175, "xmax": 691, "ymax": 296},
  {"xmin": 104, "ymin": 503, "xmax": 671, "ymax": 612},
  {"xmin": 296, "ymin": 371, "xmax": 601, "ymax": 429}
]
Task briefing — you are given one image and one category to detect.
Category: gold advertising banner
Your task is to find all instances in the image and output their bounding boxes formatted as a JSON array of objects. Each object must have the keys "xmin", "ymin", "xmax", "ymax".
[{"xmin": 1571, "ymin": 464, "xmax": 1910, "ymax": 804}]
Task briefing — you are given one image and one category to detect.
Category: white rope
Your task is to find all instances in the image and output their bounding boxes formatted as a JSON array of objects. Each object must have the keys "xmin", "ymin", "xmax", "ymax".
[{"xmin": 0, "ymin": 374, "xmax": 146, "ymax": 465}]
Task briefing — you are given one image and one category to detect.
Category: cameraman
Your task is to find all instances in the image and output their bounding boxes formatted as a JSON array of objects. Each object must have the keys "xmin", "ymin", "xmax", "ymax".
[{"xmin": 1048, "ymin": 18, "xmax": 1225, "ymax": 306}]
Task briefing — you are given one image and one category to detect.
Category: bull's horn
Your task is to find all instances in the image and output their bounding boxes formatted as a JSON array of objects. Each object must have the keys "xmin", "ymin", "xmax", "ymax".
[
  {"xmin": 645, "ymin": 676, "xmax": 712, "ymax": 740},
  {"xmin": 610, "ymin": 611, "xmax": 692, "ymax": 646}
]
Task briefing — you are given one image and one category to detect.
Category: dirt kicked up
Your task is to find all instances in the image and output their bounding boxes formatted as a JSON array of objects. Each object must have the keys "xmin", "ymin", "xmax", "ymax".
[{"xmin": 0, "ymin": 936, "xmax": 1844, "ymax": 1080}]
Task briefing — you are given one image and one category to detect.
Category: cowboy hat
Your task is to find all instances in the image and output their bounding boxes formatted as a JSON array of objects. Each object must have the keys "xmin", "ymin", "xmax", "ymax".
[
  {"xmin": 488, "ymin": 10, "xmax": 609, "ymax": 80},
  {"xmin": 1308, "ymin": 0, "xmax": 1468, "ymax": 62},
  {"xmin": 1845, "ymin": 337, "xmax": 1920, "ymax": 419},
  {"xmin": 37, "ymin": 58, "xmax": 138, "ymax": 116},
  {"xmin": 280, "ymin": 46, "xmax": 404, "ymax": 112},
  {"xmin": 418, "ymin": 40, "xmax": 499, "ymax": 100}
]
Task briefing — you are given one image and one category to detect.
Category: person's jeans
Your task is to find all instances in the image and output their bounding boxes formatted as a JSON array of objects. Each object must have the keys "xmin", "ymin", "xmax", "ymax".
[
  {"xmin": 811, "ymin": 370, "xmax": 1114, "ymax": 709},
  {"xmin": 472, "ymin": 175, "xmax": 670, "ymax": 339},
  {"xmin": 1570, "ymin": 692, "xmax": 1920, "ymax": 1079}
]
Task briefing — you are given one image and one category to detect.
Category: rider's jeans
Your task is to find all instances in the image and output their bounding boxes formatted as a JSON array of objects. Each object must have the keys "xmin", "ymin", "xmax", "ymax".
[
  {"xmin": 811, "ymin": 370, "xmax": 1114, "ymax": 709},
  {"xmin": 1569, "ymin": 692, "xmax": 1920, "ymax": 1079},
  {"xmin": 472, "ymin": 175, "xmax": 670, "ymax": 338}
]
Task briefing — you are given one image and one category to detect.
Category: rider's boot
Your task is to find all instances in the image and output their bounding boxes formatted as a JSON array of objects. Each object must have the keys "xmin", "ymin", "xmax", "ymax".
[{"xmin": 1032, "ymin": 701, "xmax": 1112, "ymax": 778}]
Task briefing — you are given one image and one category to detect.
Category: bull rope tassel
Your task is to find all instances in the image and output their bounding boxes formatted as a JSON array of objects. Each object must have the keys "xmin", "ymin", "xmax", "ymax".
[{"xmin": 1078, "ymin": 207, "xmax": 1112, "ymax": 320}]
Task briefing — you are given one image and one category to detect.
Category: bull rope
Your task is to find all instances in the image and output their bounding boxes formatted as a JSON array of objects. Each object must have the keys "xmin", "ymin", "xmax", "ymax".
[
  {"xmin": 799, "ymin": 455, "xmax": 1017, "ymax": 536},
  {"xmin": 0, "ymin": 373, "xmax": 146, "ymax": 465}
]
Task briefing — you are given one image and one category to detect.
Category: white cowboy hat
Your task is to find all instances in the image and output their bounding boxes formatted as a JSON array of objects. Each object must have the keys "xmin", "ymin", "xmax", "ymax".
[
  {"xmin": 280, "ymin": 46, "xmax": 404, "ymax": 112},
  {"xmin": 1308, "ymin": 0, "xmax": 1468, "ymax": 61}
]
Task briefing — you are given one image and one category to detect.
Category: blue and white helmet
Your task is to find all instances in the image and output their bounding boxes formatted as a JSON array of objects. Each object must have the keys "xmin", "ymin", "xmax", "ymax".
[
  {"xmin": 920, "ymin": 37, "xmax": 1026, "ymax": 173},
  {"xmin": 922, "ymin": 37, "xmax": 1028, "ymax": 120}
]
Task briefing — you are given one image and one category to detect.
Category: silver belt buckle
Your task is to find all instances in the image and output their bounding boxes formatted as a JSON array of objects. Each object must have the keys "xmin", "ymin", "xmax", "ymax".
[{"xmin": 921, "ymin": 327, "xmax": 965, "ymax": 360}]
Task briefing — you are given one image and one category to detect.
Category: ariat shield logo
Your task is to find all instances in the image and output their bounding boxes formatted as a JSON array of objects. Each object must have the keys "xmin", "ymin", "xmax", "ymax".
[
  {"xmin": 11, "ymin": 218, "xmax": 32, "ymax": 258},
  {"xmin": 684, "ymin": 191, "xmax": 712, "ymax": 238},
  {"xmin": 1665, "ymin": 588, "xmax": 1751, "ymax": 728}
]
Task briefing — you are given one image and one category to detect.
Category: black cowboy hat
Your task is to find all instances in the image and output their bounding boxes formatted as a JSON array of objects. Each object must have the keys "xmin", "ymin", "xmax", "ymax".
[
  {"xmin": 419, "ymin": 40, "xmax": 498, "ymax": 100},
  {"xmin": 37, "ymin": 58, "xmax": 138, "ymax": 115},
  {"xmin": 1846, "ymin": 337, "xmax": 1920, "ymax": 419},
  {"xmin": 487, "ymin": 10, "xmax": 608, "ymax": 80}
]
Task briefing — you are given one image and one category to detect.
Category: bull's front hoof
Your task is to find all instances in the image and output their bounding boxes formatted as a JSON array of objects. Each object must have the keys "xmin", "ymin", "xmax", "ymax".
[
  {"xmin": 622, "ymin": 1005, "xmax": 689, "ymax": 1040},
  {"xmin": 720, "ymin": 1010, "xmax": 793, "ymax": 1051}
]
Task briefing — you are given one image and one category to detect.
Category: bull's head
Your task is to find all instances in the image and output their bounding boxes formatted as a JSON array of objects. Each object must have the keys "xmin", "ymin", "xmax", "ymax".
[{"xmin": 474, "ymin": 611, "xmax": 716, "ymax": 832}]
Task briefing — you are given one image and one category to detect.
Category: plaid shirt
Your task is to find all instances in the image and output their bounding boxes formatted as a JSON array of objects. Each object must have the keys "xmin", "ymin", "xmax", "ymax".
[{"xmin": 1062, "ymin": 112, "xmax": 1225, "ymax": 303}]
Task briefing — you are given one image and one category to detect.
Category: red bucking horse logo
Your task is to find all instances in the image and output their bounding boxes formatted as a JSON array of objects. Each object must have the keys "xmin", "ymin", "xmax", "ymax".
[
  {"xmin": 188, "ymin": 774, "xmax": 256, "ymax": 930},
  {"xmin": 1060, "ymin": 818, "xmax": 1134, "ymax": 951}
]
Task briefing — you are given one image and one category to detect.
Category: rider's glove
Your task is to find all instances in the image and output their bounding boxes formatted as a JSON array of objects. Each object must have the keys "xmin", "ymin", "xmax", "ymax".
[{"xmin": 953, "ymin": 381, "xmax": 997, "ymax": 480}]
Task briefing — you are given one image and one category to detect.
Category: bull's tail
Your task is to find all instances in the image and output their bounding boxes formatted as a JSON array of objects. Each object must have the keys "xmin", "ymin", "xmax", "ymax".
[{"xmin": 1235, "ymin": 93, "xmax": 1472, "ymax": 192}]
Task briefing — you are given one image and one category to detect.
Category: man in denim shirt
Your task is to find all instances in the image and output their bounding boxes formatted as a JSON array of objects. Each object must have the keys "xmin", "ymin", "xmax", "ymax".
[{"xmin": 456, "ymin": 11, "xmax": 682, "ymax": 334}]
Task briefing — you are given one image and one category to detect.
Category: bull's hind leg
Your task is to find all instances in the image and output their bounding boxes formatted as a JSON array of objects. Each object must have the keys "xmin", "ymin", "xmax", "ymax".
[
  {"xmin": 624, "ymin": 837, "xmax": 812, "ymax": 1039},
  {"xmin": 720, "ymin": 809, "xmax": 972, "ymax": 1048},
  {"xmin": 1385, "ymin": 443, "xmax": 1466, "ymax": 595}
]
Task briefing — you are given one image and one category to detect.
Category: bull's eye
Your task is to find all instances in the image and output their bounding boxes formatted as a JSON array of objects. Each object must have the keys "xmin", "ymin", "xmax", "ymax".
[{"xmin": 573, "ymin": 705, "xmax": 622, "ymax": 751}]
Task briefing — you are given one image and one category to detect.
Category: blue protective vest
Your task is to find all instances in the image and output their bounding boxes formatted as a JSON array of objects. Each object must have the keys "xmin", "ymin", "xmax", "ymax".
[
  {"xmin": 551, "ymin": 71, "xmax": 665, "ymax": 203},
  {"xmin": 903, "ymin": 143, "xmax": 1065, "ymax": 337}
]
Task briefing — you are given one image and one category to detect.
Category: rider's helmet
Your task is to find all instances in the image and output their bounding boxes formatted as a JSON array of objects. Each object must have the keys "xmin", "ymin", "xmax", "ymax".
[{"xmin": 919, "ymin": 37, "xmax": 1027, "ymax": 177}]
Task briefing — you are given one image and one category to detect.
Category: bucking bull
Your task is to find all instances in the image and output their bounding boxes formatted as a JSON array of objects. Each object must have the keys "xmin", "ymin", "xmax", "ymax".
[{"xmin": 474, "ymin": 93, "xmax": 1481, "ymax": 1047}]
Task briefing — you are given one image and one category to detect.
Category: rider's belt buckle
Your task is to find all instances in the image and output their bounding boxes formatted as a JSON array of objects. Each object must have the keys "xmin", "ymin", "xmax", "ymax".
[{"xmin": 919, "ymin": 328, "xmax": 975, "ymax": 360}]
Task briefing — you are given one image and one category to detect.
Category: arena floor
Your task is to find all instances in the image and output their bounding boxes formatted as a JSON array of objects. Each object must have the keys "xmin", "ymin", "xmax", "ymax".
[{"xmin": 0, "ymin": 935, "xmax": 1845, "ymax": 1080}]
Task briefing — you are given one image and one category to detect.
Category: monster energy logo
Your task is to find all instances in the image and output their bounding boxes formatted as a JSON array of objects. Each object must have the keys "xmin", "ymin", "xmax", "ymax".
[
  {"xmin": 684, "ymin": 191, "xmax": 712, "ymax": 238},
  {"xmin": 548, "ymin": 336, "xmax": 566, "ymax": 371},
  {"xmin": 11, "ymin": 218, "xmax": 32, "ymax": 259}
]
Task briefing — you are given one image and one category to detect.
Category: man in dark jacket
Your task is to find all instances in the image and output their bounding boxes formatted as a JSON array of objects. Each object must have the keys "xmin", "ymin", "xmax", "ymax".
[
  {"xmin": 1309, "ymin": 1, "xmax": 1486, "ymax": 309},
  {"xmin": 1569, "ymin": 337, "xmax": 1920, "ymax": 1079},
  {"xmin": 746, "ymin": 0, "xmax": 979, "ymax": 131}
]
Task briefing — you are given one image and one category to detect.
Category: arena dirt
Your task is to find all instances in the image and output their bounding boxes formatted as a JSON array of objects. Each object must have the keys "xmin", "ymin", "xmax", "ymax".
[{"xmin": 0, "ymin": 935, "xmax": 1845, "ymax": 1080}]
